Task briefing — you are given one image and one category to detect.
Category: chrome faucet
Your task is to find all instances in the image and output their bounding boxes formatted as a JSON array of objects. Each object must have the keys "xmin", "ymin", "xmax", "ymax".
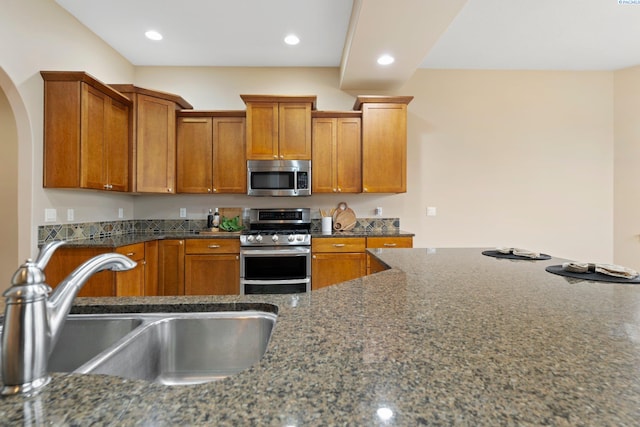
[{"xmin": 0, "ymin": 241, "xmax": 136, "ymax": 396}]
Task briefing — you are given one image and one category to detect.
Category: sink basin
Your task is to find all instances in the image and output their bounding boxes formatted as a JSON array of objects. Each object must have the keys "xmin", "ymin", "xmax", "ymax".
[
  {"xmin": 83, "ymin": 312, "xmax": 277, "ymax": 385},
  {"xmin": 48, "ymin": 316, "xmax": 143, "ymax": 372},
  {"xmin": 1, "ymin": 310, "xmax": 277, "ymax": 386}
]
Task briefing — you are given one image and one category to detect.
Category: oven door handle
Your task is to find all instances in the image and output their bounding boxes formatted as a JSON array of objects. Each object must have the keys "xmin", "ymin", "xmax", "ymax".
[{"xmin": 241, "ymin": 248, "xmax": 310, "ymax": 256}]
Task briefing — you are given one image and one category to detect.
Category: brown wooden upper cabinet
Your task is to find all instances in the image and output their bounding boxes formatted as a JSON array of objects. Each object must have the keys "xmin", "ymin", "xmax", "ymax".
[
  {"xmin": 355, "ymin": 96, "xmax": 413, "ymax": 193},
  {"xmin": 110, "ymin": 84, "xmax": 192, "ymax": 194},
  {"xmin": 176, "ymin": 111, "xmax": 246, "ymax": 194},
  {"xmin": 241, "ymin": 95, "xmax": 316, "ymax": 160},
  {"xmin": 312, "ymin": 111, "xmax": 362, "ymax": 193},
  {"xmin": 41, "ymin": 71, "xmax": 132, "ymax": 191}
]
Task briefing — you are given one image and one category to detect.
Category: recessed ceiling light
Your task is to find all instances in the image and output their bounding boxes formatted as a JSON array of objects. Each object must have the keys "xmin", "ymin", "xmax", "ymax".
[
  {"xmin": 284, "ymin": 34, "xmax": 300, "ymax": 45},
  {"xmin": 145, "ymin": 30, "xmax": 163, "ymax": 41},
  {"xmin": 377, "ymin": 54, "xmax": 395, "ymax": 65}
]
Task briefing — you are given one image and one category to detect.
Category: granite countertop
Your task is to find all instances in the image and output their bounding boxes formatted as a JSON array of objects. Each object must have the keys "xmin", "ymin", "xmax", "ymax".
[
  {"xmin": 1, "ymin": 248, "xmax": 639, "ymax": 425},
  {"xmin": 53, "ymin": 230, "xmax": 415, "ymax": 248}
]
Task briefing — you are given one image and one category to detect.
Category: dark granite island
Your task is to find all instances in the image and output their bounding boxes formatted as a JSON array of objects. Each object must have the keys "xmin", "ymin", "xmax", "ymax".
[{"xmin": 1, "ymin": 248, "xmax": 639, "ymax": 425}]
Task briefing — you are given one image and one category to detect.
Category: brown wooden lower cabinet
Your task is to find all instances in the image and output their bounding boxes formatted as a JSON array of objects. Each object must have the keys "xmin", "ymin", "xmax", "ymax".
[
  {"xmin": 184, "ymin": 239, "xmax": 240, "ymax": 295},
  {"xmin": 44, "ymin": 242, "xmax": 152, "ymax": 298},
  {"xmin": 115, "ymin": 243, "xmax": 145, "ymax": 297},
  {"xmin": 311, "ymin": 237, "xmax": 366, "ymax": 290},
  {"xmin": 158, "ymin": 239, "xmax": 185, "ymax": 296},
  {"xmin": 312, "ymin": 235, "xmax": 414, "ymax": 289}
]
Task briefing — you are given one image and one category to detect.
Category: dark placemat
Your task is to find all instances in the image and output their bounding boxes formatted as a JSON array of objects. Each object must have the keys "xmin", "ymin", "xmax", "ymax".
[
  {"xmin": 545, "ymin": 265, "xmax": 640, "ymax": 284},
  {"xmin": 482, "ymin": 250, "xmax": 551, "ymax": 260}
]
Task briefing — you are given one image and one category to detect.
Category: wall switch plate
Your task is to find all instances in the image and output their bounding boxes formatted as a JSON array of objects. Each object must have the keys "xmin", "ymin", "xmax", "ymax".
[
  {"xmin": 118, "ymin": 208, "xmax": 124, "ymax": 219},
  {"xmin": 179, "ymin": 208, "xmax": 187, "ymax": 218},
  {"xmin": 67, "ymin": 208, "xmax": 74, "ymax": 221},
  {"xmin": 427, "ymin": 207, "xmax": 437, "ymax": 217},
  {"xmin": 45, "ymin": 208, "xmax": 57, "ymax": 223}
]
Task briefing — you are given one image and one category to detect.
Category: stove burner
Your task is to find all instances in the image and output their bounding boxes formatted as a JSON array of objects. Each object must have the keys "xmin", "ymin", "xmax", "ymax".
[{"xmin": 241, "ymin": 208, "xmax": 311, "ymax": 247}]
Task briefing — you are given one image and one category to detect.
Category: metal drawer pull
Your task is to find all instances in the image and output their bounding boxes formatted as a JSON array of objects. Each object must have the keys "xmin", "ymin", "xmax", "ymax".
[
  {"xmin": 333, "ymin": 243, "xmax": 346, "ymax": 247},
  {"xmin": 181, "ymin": 118, "xmax": 209, "ymax": 123},
  {"xmin": 383, "ymin": 243, "xmax": 397, "ymax": 247},
  {"xmin": 208, "ymin": 244, "xmax": 221, "ymax": 249},
  {"xmin": 126, "ymin": 252, "xmax": 135, "ymax": 256}
]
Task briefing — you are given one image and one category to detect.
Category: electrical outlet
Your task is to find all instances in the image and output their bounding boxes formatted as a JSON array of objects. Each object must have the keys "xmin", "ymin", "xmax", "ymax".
[
  {"xmin": 179, "ymin": 208, "xmax": 187, "ymax": 218},
  {"xmin": 67, "ymin": 208, "xmax": 74, "ymax": 221},
  {"xmin": 118, "ymin": 208, "xmax": 124, "ymax": 219},
  {"xmin": 427, "ymin": 207, "xmax": 437, "ymax": 217},
  {"xmin": 45, "ymin": 208, "xmax": 57, "ymax": 223},
  {"xmin": 375, "ymin": 207, "xmax": 382, "ymax": 216}
]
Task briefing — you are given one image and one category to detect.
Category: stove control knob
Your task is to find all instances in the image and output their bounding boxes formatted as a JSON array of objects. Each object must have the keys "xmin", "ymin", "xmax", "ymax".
[
  {"xmin": 272, "ymin": 235, "xmax": 279, "ymax": 242},
  {"xmin": 288, "ymin": 235, "xmax": 295, "ymax": 242},
  {"xmin": 247, "ymin": 235, "xmax": 255, "ymax": 243},
  {"xmin": 296, "ymin": 235, "xmax": 304, "ymax": 242},
  {"xmin": 255, "ymin": 235, "xmax": 263, "ymax": 243}
]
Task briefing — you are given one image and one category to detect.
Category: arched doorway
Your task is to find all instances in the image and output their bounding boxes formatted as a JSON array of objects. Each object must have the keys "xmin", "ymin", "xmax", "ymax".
[{"xmin": 0, "ymin": 68, "xmax": 30, "ymax": 292}]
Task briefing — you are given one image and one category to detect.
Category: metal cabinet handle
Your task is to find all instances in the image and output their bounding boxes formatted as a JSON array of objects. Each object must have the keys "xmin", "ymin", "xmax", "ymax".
[
  {"xmin": 383, "ymin": 243, "xmax": 397, "ymax": 247},
  {"xmin": 167, "ymin": 188, "xmax": 173, "ymax": 192},
  {"xmin": 333, "ymin": 243, "xmax": 346, "ymax": 247},
  {"xmin": 126, "ymin": 252, "xmax": 135, "ymax": 256},
  {"xmin": 312, "ymin": 255, "xmax": 317, "ymax": 259},
  {"xmin": 181, "ymin": 118, "xmax": 209, "ymax": 123},
  {"xmin": 208, "ymin": 244, "xmax": 221, "ymax": 249}
]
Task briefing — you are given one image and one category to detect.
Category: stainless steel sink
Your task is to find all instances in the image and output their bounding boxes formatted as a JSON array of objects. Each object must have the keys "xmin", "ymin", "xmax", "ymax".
[
  {"xmin": 82, "ymin": 312, "xmax": 276, "ymax": 385},
  {"xmin": 1, "ymin": 310, "xmax": 277, "ymax": 386},
  {"xmin": 48, "ymin": 316, "xmax": 143, "ymax": 372}
]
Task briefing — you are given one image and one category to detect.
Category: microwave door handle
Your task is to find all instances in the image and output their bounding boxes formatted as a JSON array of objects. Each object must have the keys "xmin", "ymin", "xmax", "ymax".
[{"xmin": 293, "ymin": 169, "xmax": 298, "ymax": 195}]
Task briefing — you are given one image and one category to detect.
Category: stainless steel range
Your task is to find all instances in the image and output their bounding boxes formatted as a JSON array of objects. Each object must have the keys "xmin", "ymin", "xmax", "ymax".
[{"xmin": 240, "ymin": 208, "xmax": 311, "ymax": 294}]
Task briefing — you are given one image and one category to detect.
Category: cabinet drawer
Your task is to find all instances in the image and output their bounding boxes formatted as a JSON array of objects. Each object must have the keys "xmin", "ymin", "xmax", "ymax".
[
  {"xmin": 312, "ymin": 237, "xmax": 366, "ymax": 253},
  {"xmin": 366, "ymin": 237, "xmax": 413, "ymax": 249},
  {"xmin": 116, "ymin": 243, "xmax": 145, "ymax": 261},
  {"xmin": 185, "ymin": 238, "xmax": 240, "ymax": 254}
]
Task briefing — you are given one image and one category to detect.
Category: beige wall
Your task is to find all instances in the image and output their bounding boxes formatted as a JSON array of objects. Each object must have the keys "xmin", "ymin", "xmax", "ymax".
[
  {"xmin": 614, "ymin": 65, "xmax": 640, "ymax": 269},
  {"xmin": 0, "ymin": 0, "xmax": 627, "ymax": 275},
  {"xmin": 0, "ymin": 86, "xmax": 19, "ymax": 281}
]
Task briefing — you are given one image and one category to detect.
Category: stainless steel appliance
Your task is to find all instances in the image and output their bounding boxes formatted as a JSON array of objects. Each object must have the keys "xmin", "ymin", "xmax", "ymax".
[
  {"xmin": 240, "ymin": 208, "xmax": 311, "ymax": 294},
  {"xmin": 247, "ymin": 160, "xmax": 311, "ymax": 197}
]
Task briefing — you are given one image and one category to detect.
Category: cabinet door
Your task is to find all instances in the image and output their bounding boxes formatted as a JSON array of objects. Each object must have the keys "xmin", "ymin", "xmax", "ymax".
[
  {"xmin": 335, "ymin": 117, "xmax": 362, "ymax": 193},
  {"xmin": 80, "ymin": 84, "xmax": 107, "ymax": 190},
  {"xmin": 246, "ymin": 102, "xmax": 279, "ymax": 160},
  {"xmin": 144, "ymin": 240, "xmax": 159, "ymax": 296},
  {"xmin": 312, "ymin": 252, "xmax": 366, "ymax": 290},
  {"xmin": 311, "ymin": 118, "xmax": 336, "ymax": 193},
  {"xmin": 158, "ymin": 240, "xmax": 185, "ymax": 296},
  {"xmin": 185, "ymin": 254, "xmax": 240, "ymax": 295},
  {"xmin": 213, "ymin": 117, "xmax": 246, "ymax": 193},
  {"xmin": 362, "ymin": 103, "xmax": 407, "ymax": 193},
  {"xmin": 136, "ymin": 94, "xmax": 177, "ymax": 193},
  {"xmin": 43, "ymin": 80, "xmax": 82, "ymax": 188},
  {"xmin": 279, "ymin": 103, "xmax": 311, "ymax": 160},
  {"xmin": 115, "ymin": 243, "xmax": 145, "ymax": 297},
  {"xmin": 177, "ymin": 117, "xmax": 213, "ymax": 193},
  {"xmin": 105, "ymin": 98, "xmax": 130, "ymax": 192}
]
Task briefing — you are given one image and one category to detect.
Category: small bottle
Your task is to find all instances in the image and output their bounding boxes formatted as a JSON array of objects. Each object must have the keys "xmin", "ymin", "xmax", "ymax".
[
  {"xmin": 207, "ymin": 209, "xmax": 214, "ymax": 229},
  {"xmin": 213, "ymin": 208, "xmax": 220, "ymax": 229}
]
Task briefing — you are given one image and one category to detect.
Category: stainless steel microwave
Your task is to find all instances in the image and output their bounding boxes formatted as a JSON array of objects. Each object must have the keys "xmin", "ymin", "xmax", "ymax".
[{"xmin": 247, "ymin": 160, "xmax": 311, "ymax": 196}]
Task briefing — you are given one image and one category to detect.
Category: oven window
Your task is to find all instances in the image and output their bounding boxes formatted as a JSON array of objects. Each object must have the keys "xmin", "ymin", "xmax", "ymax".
[
  {"xmin": 251, "ymin": 172, "xmax": 294, "ymax": 190},
  {"xmin": 244, "ymin": 255, "xmax": 307, "ymax": 280}
]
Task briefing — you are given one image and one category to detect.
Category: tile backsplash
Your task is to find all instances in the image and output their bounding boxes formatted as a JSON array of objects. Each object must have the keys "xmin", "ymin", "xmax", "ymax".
[{"xmin": 38, "ymin": 218, "xmax": 400, "ymax": 244}]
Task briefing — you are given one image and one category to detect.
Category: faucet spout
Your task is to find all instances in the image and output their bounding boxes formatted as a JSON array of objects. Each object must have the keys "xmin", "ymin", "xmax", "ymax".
[
  {"xmin": 1, "ymin": 243, "xmax": 136, "ymax": 396},
  {"xmin": 47, "ymin": 253, "xmax": 137, "ymax": 350}
]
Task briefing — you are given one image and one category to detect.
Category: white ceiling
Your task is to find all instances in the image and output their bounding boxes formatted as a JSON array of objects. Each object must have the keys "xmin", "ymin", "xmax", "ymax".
[{"xmin": 55, "ymin": 0, "xmax": 640, "ymax": 89}]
